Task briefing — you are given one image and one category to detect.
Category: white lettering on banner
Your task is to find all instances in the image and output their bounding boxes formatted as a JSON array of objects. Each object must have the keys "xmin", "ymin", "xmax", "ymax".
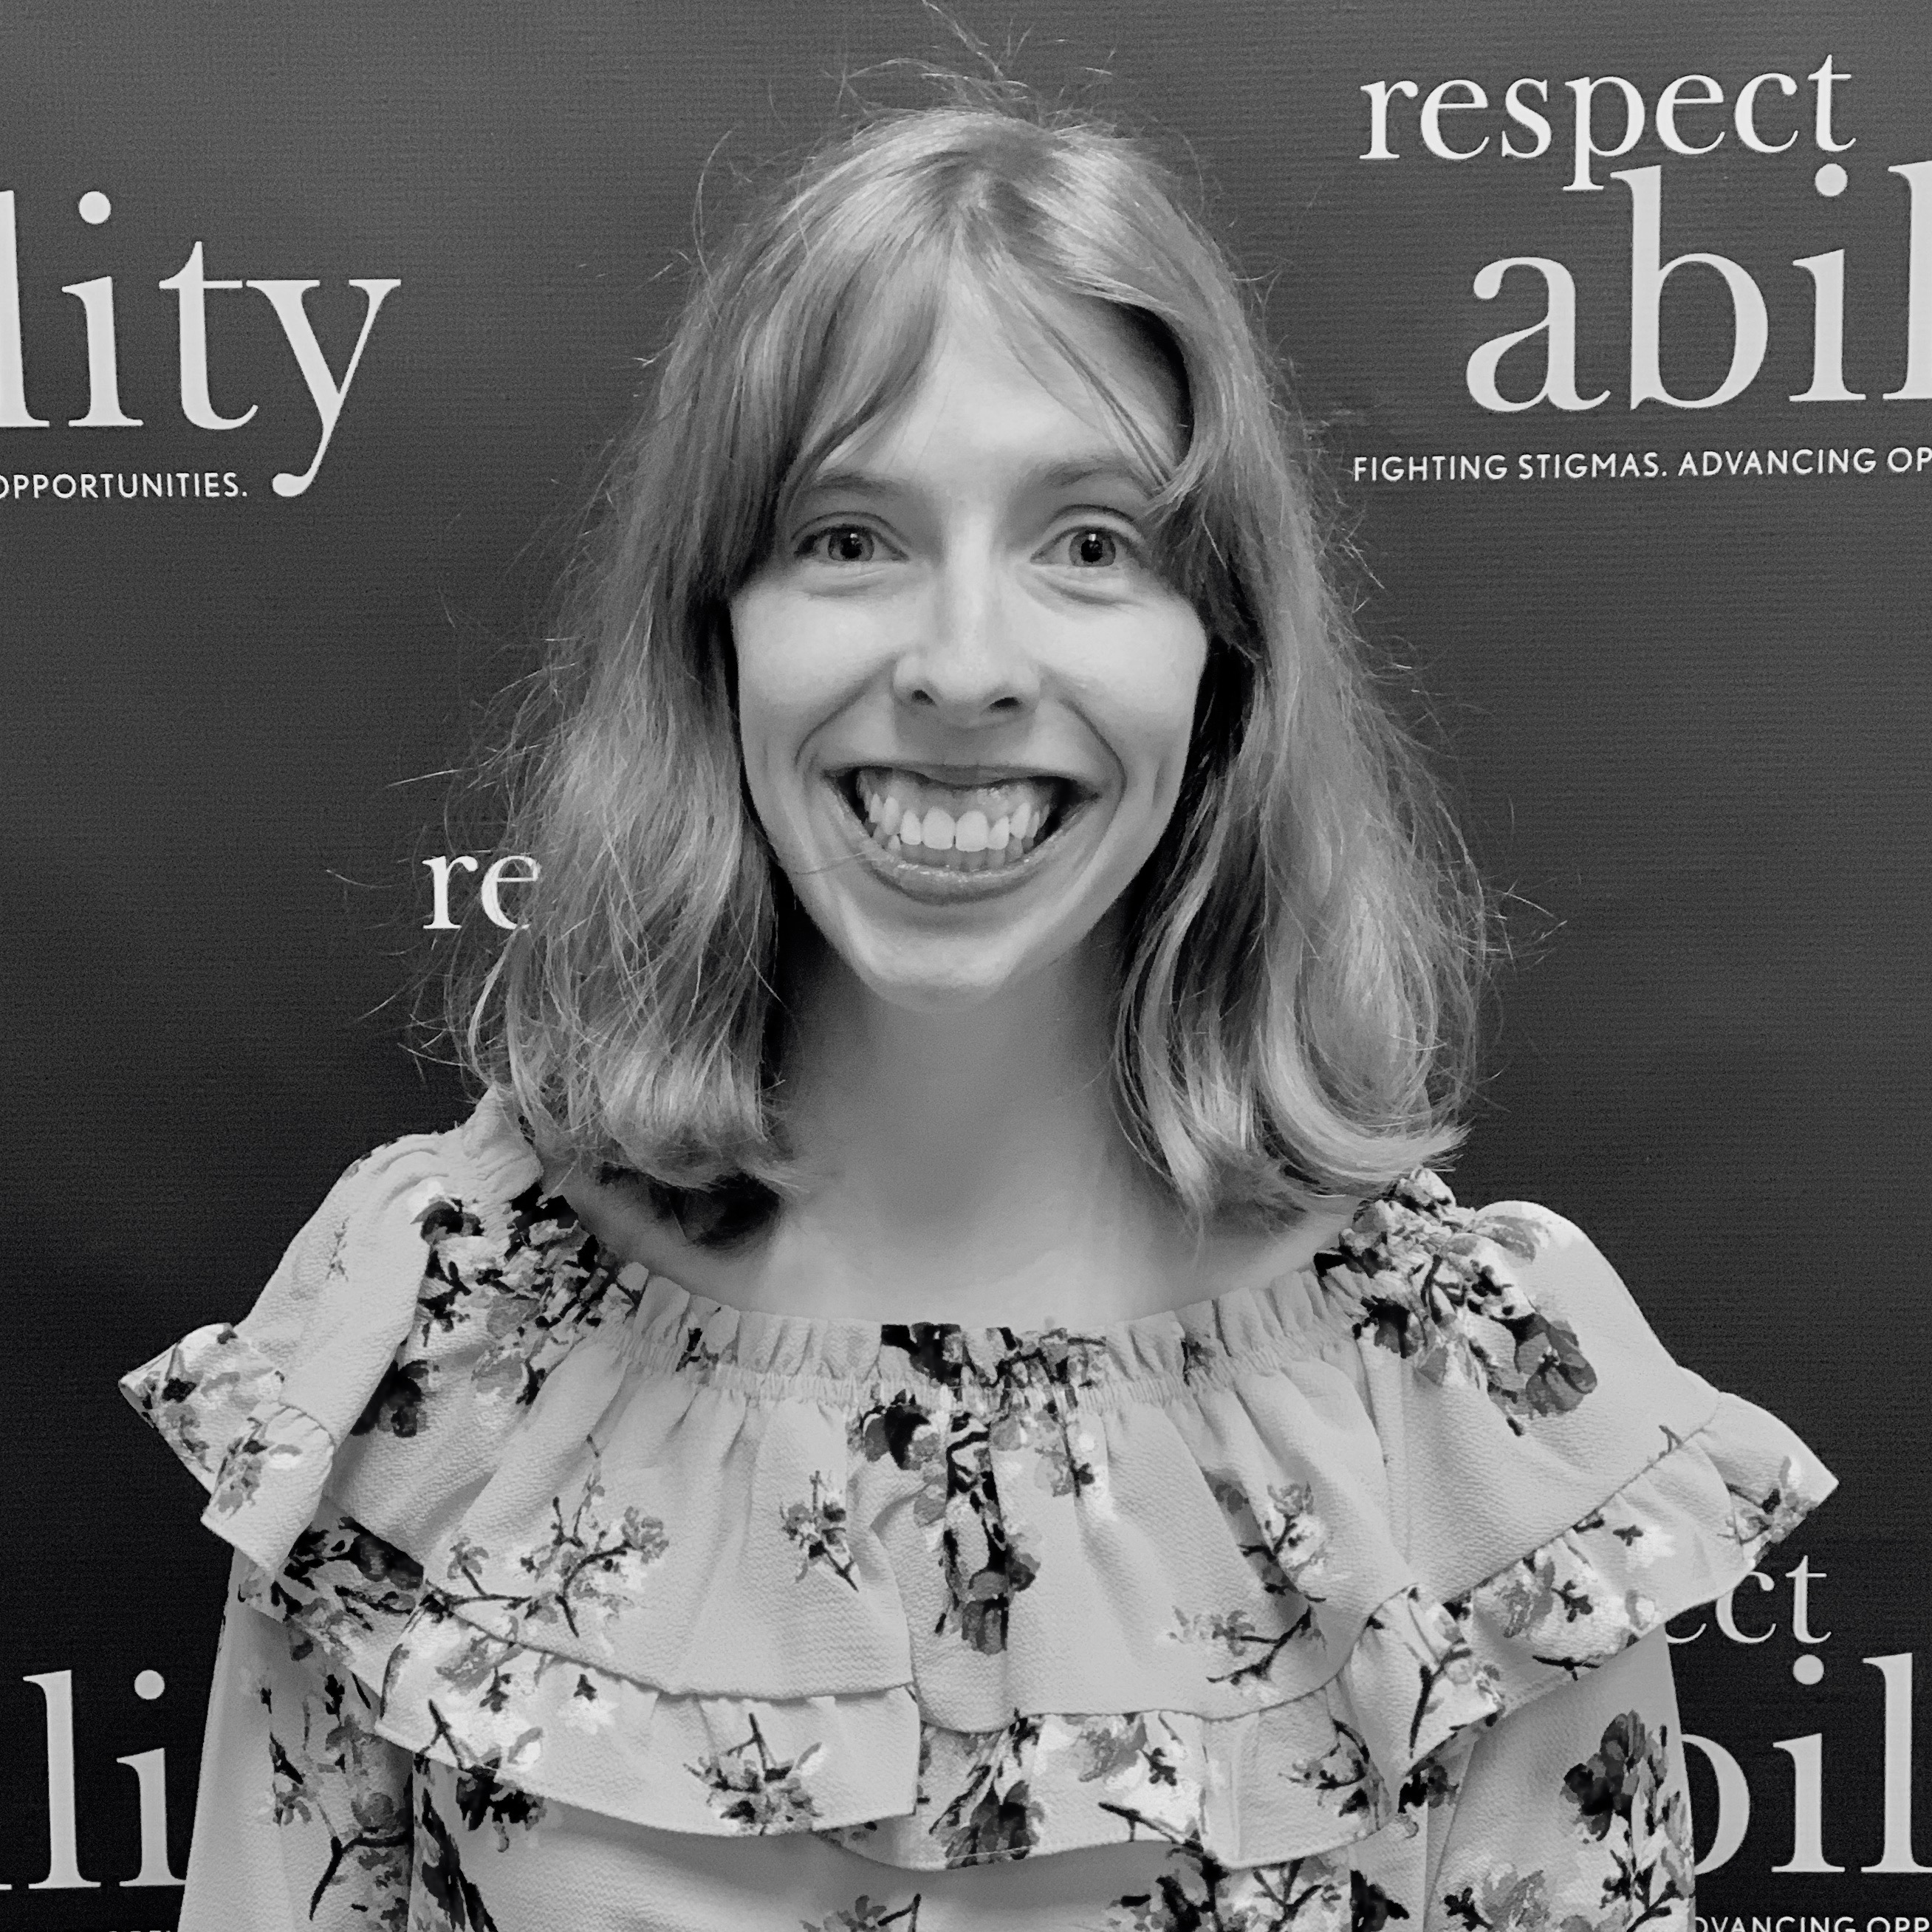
[
  {"xmin": 1692, "ymin": 1690, "xmax": 1932, "ymax": 1877},
  {"xmin": 10, "ymin": 1667, "xmax": 184, "ymax": 1893},
  {"xmin": 20, "ymin": 1669, "xmax": 98, "ymax": 1888},
  {"xmin": 1693, "ymin": 1922, "xmax": 1932, "ymax": 1932},
  {"xmin": 0, "ymin": 192, "xmax": 47, "ymax": 427},
  {"xmin": 0, "ymin": 188, "xmax": 398, "ymax": 495},
  {"xmin": 1501, "ymin": 79, "xmax": 1552, "ymax": 161},
  {"xmin": 1684, "ymin": 1733, "xmax": 1753, "ymax": 1871},
  {"xmin": 1773, "ymin": 1732, "xmax": 1843, "ymax": 1873},
  {"xmin": 1357, "ymin": 80, "xmax": 1418, "ymax": 160},
  {"xmin": 1791, "ymin": 1556, "xmax": 1832, "ymax": 1643},
  {"xmin": 61, "ymin": 274, "xmax": 140, "ymax": 426},
  {"xmin": 248, "ymin": 276, "xmax": 402, "ymax": 496},
  {"xmin": 479, "ymin": 854, "xmax": 540, "ymax": 931},
  {"xmin": 423, "ymin": 853, "xmax": 481, "ymax": 930},
  {"xmin": 0, "ymin": 469, "xmax": 247, "ymax": 501},
  {"xmin": 1656, "ymin": 75, "xmax": 1726, "ymax": 159},
  {"xmin": 1360, "ymin": 55, "xmax": 1854, "ymax": 172},
  {"xmin": 1793, "ymin": 247, "xmax": 1863, "ymax": 403},
  {"xmin": 1467, "ymin": 254, "xmax": 1608, "ymax": 411},
  {"xmin": 1419, "ymin": 80, "xmax": 1489, "ymax": 161},
  {"xmin": 1619, "ymin": 164, "xmax": 1767, "ymax": 409},
  {"xmin": 113, "ymin": 1748, "xmax": 185, "ymax": 1887},
  {"xmin": 1734, "ymin": 72, "xmax": 1801, "ymax": 158},
  {"xmin": 1654, "ymin": 1557, "xmax": 1932, "ymax": 1877},
  {"xmin": 1355, "ymin": 56, "xmax": 1932, "ymax": 415},
  {"xmin": 156, "ymin": 242, "xmax": 256, "ymax": 431},
  {"xmin": 1566, "ymin": 76, "xmax": 1645, "ymax": 194},
  {"xmin": 1716, "ymin": 1569, "xmax": 1778, "ymax": 1643},
  {"xmin": 1866, "ymin": 1654, "xmax": 1932, "ymax": 1872},
  {"xmin": 1888, "ymin": 162, "xmax": 1932, "ymax": 399},
  {"xmin": 1466, "ymin": 163, "xmax": 1932, "ymax": 414},
  {"xmin": 424, "ymin": 854, "xmax": 540, "ymax": 931},
  {"xmin": 1340, "ymin": 448, "xmax": 1932, "ymax": 483}
]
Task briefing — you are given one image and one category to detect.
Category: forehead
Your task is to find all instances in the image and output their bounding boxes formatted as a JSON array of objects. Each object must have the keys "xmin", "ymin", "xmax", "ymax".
[{"xmin": 795, "ymin": 272, "xmax": 1185, "ymax": 493}]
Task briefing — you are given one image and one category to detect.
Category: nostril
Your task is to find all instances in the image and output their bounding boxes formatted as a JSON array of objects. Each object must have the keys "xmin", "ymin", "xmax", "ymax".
[{"xmin": 895, "ymin": 660, "xmax": 1035, "ymax": 715}]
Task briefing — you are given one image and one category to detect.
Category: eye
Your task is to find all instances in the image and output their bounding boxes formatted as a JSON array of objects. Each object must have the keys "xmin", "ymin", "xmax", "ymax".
[
  {"xmin": 802, "ymin": 524, "xmax": 878, "ymax": 564},
  {"xmin": 1058, "ymin": 527, "xmax": 1123, "ymax": 568}
]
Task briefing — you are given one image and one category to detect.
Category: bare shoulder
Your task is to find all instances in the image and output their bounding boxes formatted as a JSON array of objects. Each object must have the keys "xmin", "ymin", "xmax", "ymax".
[
  {"xmin": 1182, "ymin": 1194, "xmax": 1363, "ymax": 1300},
  {"xmin": 546, "ymin": 1163, "xmax": 746, "ymax": 1298},
  {"xmin": 549, "ymin": 1158, "xmax": 1363, "ymax": 1322}
]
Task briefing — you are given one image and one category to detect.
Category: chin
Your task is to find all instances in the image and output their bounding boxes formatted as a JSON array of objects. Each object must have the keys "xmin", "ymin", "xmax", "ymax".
[
  {"xmin": 846, "ymin": 936, "xmax": 1043, "ymax": 1016},
  {"xmin": 823, "ymin": 902, "xmax": 1120, "ymax": 1020}
]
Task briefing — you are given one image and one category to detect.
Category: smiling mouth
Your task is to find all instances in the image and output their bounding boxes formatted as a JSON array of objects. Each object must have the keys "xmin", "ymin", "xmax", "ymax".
[{"xmin": 832, "ymin": 765, "xmax": 1086, "ymax": 874}]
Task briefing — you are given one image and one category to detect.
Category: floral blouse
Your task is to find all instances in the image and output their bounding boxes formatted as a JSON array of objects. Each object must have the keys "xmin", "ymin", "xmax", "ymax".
[{"xmin": 121, "ymin": 1090, "xmax": 1832, "ymax": 1932}]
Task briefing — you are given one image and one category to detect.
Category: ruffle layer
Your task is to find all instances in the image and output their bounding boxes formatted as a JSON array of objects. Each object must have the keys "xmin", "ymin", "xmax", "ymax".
[
  {"xmin": 208, "ymin": 1396, "xmax": 1823, "ymax": 1870},
  {"xmin": 120, "ymin": 1094, "xmax": 1835, "ymax": 1872}
]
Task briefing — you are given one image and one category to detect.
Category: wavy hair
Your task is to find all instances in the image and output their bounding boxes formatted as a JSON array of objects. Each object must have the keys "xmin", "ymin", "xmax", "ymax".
[{"xmin": 445, "ymin": 88, "xmax": 1491, "ymax": 1236}]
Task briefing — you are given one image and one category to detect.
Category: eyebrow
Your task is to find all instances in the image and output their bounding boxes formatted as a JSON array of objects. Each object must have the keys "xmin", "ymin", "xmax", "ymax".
[{"xmin": 795, "ymin": 453, "xmax": 1161, "ymax": 504}]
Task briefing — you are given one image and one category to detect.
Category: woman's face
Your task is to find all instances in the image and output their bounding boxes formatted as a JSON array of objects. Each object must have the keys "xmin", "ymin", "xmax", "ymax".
[{"xmin": 730, "ymin": 284, "xmax": 1208, "ymax": 1016}]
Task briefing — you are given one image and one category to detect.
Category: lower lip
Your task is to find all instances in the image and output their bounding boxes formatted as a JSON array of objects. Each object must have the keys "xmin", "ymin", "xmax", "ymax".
[{"xmin": 827, "ymin": 779, "xmax": 1085, "ymax": 904}]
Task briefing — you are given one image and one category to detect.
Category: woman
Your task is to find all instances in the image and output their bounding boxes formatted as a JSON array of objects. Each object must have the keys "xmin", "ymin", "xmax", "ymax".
[{"xmin": 123, "ymin": 92, "xmax": 1829, "ymax": 1932}]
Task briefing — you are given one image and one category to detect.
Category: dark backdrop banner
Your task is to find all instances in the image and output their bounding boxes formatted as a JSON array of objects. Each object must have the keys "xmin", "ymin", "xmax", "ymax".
[{"xmin": 3, "ymin": 4, "xmax": 1925, "ymax": 1925}]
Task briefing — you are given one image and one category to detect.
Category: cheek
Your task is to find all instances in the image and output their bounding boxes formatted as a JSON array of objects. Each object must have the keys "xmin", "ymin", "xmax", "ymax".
[
  {"xmin": 730, "ymin": 586, "xmax": 880, "ymax": 747},
  {"xmin": 727, "ymin": 595, "xmax": 806, "ymax": 854},
  {"xmin": 728, "ymin": 589, "xmax": 789, "ymax": 739},
  {"xmin": 730, "ymin": 591, "xmax": 839, "ymax": 793},
  {"xmin": 1097, "ymin": 612, "xmax": 1209, "ymax": 798}
]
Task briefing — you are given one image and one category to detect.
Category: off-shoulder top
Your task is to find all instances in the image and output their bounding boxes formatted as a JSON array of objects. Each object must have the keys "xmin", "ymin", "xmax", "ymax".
[{"xmin": 120, "ymin": 1089, "xmax": 1832, "ymax": 1932}]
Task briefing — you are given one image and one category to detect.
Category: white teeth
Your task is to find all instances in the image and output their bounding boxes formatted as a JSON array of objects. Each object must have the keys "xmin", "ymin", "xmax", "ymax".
[{"xmin": 845, "ymin": 767, "xmax": 1070, "ymax": 874}]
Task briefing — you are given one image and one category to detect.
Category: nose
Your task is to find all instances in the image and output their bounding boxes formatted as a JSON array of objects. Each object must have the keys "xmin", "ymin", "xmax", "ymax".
[{"xmin": 891, "ymin": 553, "xmax": 1040, "ymax": 722}]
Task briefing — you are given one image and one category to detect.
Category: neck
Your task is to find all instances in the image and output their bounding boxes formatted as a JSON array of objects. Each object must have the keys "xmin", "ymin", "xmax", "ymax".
[
  {"xmin": 773, "ymin": 923, "xmax": 1162, "ymax": 1304},
  {"xmin": 554, "ymin": 922, "xmax": 1351, "ymax": 1326}
]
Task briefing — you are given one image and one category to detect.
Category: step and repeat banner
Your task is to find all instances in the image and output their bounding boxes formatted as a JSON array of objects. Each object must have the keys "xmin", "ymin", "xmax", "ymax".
[{"xmin": 2, "ymin": 3, "xmax": 1926, "ymax": 1926}]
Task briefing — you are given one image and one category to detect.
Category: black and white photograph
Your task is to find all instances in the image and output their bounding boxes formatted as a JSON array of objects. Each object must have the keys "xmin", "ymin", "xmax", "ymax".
[{"xmin": 2, "ymin": 5, "xmax": 1925, "ymax": 1929}]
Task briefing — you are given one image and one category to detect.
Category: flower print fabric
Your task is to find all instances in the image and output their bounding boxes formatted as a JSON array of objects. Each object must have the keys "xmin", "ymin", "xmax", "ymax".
[{"xmin": 121, "ymin": 1092, "xmax": 1834, "ymax": 1931}]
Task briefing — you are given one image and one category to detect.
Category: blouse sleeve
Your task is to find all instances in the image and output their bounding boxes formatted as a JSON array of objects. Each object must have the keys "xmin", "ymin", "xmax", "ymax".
[
  {"xmin": 120, "ymin": 1113, "xmax": 525, "ymax": 1931},
  {"xmin": 179, "ymin": 1553, "xmax": 416, "ymax": 1932},
  {"xmin": 1425, "ymin": 1628, "xmax": 1694, "ymax": 1932}
]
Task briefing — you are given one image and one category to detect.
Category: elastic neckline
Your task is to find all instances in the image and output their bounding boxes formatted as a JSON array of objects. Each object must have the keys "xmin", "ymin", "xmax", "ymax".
[
  {"xmin": 611, "ymin": 1247, "xmax": 1335, "ymax": 1351},
  {"xmin": 474, "ymin": 1085, "xmax": 1364, "ymax": 1394},
  {"xmin": 584, "ymin": 1248, "xmax": 1357, "ymax": 1406}
]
